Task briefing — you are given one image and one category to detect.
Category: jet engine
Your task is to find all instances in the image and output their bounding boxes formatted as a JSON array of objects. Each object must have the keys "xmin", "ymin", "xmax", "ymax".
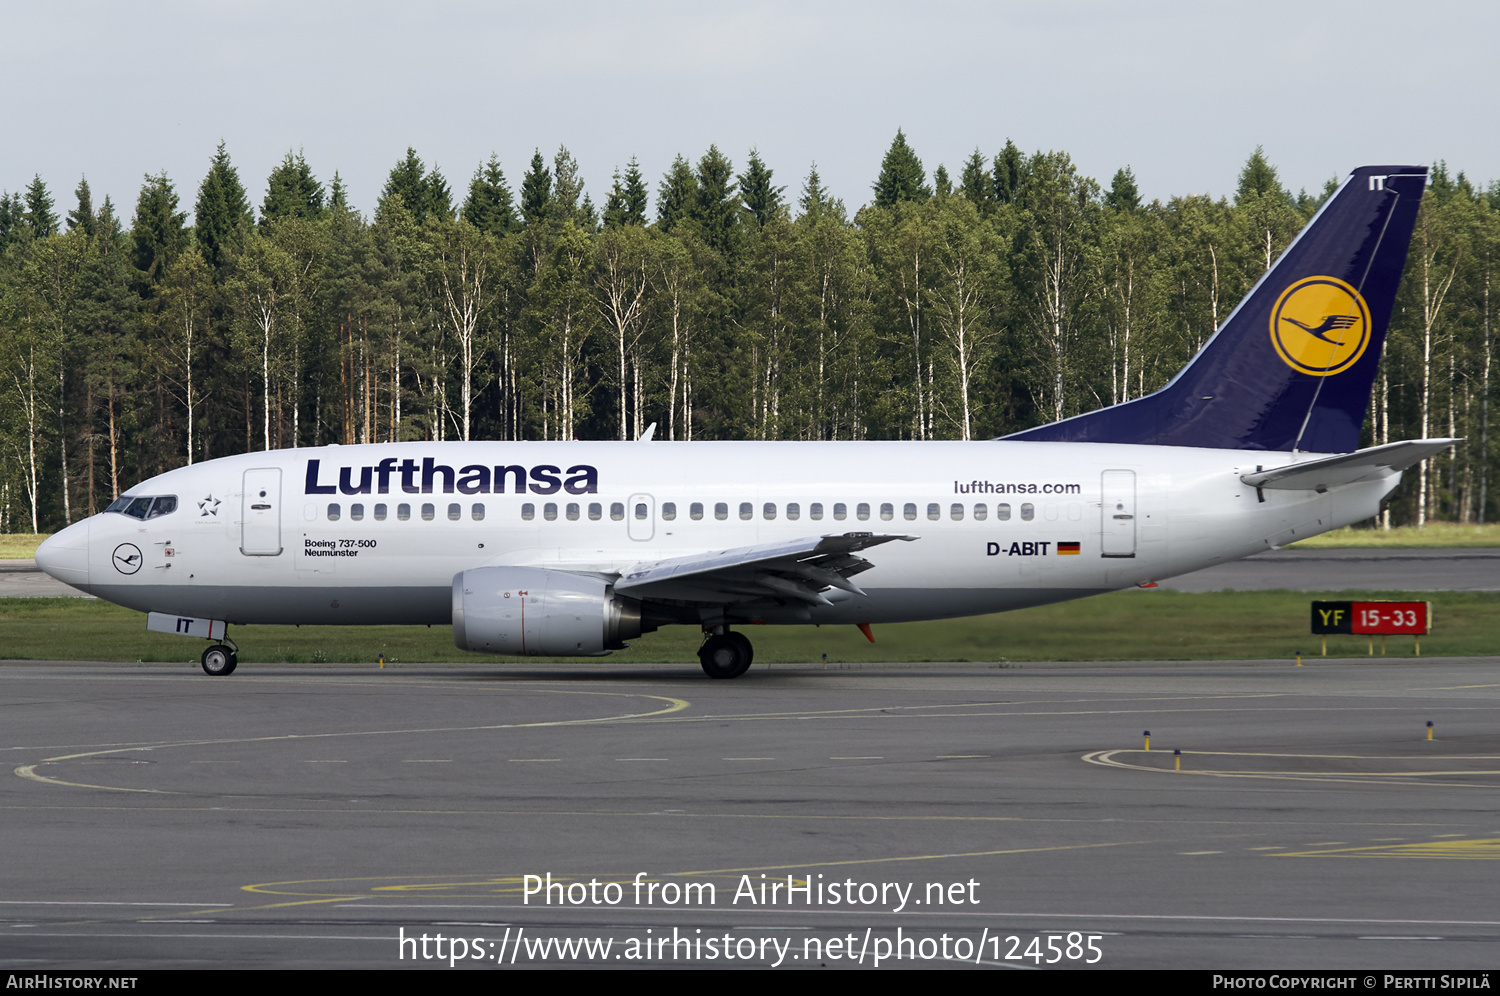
[{"xmin": 451, "ymin": 567, "xmax": 643, "ymax": 656}]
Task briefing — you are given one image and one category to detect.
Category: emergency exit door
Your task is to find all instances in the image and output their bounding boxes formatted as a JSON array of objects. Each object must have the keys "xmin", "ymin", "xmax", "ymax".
[{"xmin": 1101, "ymin": 470, "xmax": 1136, "ymax": 558}]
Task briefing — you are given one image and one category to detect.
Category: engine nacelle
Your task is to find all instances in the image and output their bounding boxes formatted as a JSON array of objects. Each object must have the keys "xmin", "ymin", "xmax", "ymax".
[{"xmin": 452, "ymin": 567, "xmax": 643, "ymax": 656}]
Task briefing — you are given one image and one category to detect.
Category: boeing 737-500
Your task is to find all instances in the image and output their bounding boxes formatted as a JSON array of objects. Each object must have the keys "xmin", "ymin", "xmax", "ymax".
[{"xmin": 35, "ymin": 165, "xmax": 1451, "ymax": 678}]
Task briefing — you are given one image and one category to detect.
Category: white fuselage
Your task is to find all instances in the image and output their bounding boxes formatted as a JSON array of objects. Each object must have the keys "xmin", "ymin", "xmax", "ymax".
[{"xmin": 38, "ymin": 439, "xmax": 1396, "ymax": 631}]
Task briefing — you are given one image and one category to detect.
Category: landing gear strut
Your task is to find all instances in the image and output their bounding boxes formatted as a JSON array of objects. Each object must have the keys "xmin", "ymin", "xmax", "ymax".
[
  {"xmin": 201, "ymin": 640, "xmax": 239, "ymax": 676},
  {"xmin": 699, "ymin": 630, "xmax": 753, "ymax": 679}
]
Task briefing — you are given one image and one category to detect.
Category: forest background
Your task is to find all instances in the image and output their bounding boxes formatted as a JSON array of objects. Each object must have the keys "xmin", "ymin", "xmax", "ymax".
[{"xmin": 1, "ymin": 135, "xmax": 1495, "ymax": 536}]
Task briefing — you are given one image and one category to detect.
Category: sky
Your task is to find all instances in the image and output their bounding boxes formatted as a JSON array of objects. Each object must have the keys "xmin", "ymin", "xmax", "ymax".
[{"xmin": 3, "ymin": 0, "xmax": 1496, "ymax": 222}]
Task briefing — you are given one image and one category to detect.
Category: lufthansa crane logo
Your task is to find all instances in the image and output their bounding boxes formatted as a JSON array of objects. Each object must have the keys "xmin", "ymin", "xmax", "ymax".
[
  {"xmin": 1269, "ymin": 276, "xmax": 1371, "ymax": 377},
  {"xmin": 112, "ymin": 543, "xmax": 143, "ymax": 575}
]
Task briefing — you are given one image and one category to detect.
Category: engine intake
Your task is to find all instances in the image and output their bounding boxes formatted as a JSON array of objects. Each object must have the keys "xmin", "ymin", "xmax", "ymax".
[{"xmin": 452, "ymin": 567, "xmax": 643, "ymax": 656}]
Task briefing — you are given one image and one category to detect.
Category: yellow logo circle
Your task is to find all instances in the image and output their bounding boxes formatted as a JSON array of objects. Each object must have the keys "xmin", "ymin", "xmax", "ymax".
[{"xmin": 1269, "ymin": 276, "xmax": 1371, "ymax": 377}]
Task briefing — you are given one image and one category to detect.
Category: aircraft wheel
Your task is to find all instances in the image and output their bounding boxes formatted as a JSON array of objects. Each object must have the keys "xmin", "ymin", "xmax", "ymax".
[
  {"xmin": 727, "ymin": 631, "xmax": 754, "ymax": 667},
  {"xmin": 202, "ymin": 644, "xmax": 237, "ymax": 676},
  {"xmin": 699, "ymin": 634, "xmax": 751, "ymax": 679}
]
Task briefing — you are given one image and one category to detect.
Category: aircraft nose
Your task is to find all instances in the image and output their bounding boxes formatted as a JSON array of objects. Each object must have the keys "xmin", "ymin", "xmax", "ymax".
[{"xmin": 35, "ymin": 519, "xmax": 90, "ymax": 591}]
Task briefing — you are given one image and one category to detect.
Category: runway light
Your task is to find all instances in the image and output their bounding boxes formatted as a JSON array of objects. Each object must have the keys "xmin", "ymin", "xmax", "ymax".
[
  {"xmin": 1174, "ymin": 749, "xmax": 1181, "ymax": 772},
  {"xmin": 1427, "ymin": 721, "xmax": 1434, "ymax": 741},
  {"xmin": 1143, "ymin": 730, "xmax": 1151, "ymax": 751}
]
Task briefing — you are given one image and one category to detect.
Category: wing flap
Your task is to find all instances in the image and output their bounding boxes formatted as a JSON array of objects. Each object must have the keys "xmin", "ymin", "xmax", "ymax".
[{"xmin": 615, "ymin": 532, "xmax": 916, "ymax": 606}]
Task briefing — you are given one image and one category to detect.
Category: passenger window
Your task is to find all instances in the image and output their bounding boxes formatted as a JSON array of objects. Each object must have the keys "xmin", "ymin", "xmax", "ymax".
[
  {"xmin": 833, "ymin": 503, "xmax": 847, "ymax": 520},
  {"xmin": 879, "ymin": 502, "xmax": 893, "ymax": 521},
  {"xmin": 566, "ymin": 503, "xmax": 580, "ymax": 521},
  {"xmin": 447, "ymin": 503, "xmax": 461, "ymax": 521},
  {"xmin": 350, "ymin": 503, "xmax": 364, "ymax": 521},
  {"xmin": 690, "ymin": 502, "xmax": 704, "ymax": 520},
  {"xmin": 610, "ymin": 502, "xmax": 625, "ymax": 521},
  {"xmin": 374, "ymin": 503, "xmax": 388, "ymax": 521},
  {"xmin": 1068, "ymin": 503, "xmax": 1083, "ymax": 521},
  {"xmin": 972, "ymin": 503, "xmax": 987, "ymax": 521},
  {"xmin": 398, "ymin": 503, "xmax": 412, "ymax": 521},
  {"xmin": 739, "ymin": 502, "xmax": 753, "ymax": 520},
  {"xmin": 634, "ymin": 502, "xmax": 647, "ymax": 520},
  {"xmin": 763, "ymin": 503, "xmax": 776, "ymax": 520},
  {"xmin": 856, "ymin": 503, "xmax": 870, "ymax": 521},
  {"xmin": 421, "ymin": 503, "xmax": 435, "ymax": 521},
  {"xmin": 1044, "ymin": 503, "xmax": 1058, "ymax": 521},
  {"xmin": 588, "ymin": 502, "xmax": 602, "ymax": 520},
  {"xmin": 661, "ymin": 502, "xmax": 676, "ymax": 521},
  {"xmin": 1020, "ymin": 503, "xmax": 1034, "ymax": 521},
  {"xmin": 786, "ymin": 502, "xmax": 800, "ymax": 520},
  {"xmin": 927, "ymin": 503, "xmax": 940, "ymax": 520},
  {"xmin": 472, "ymin": 504, "xmax": 485, "ymax": 521},
  {"xmin": 810, "ymin": 503, "xmax": 823, "ymax": 520},
  {"xmin": 327, "ymin": 503, "xmax": 341, "ymax": 521},
  {"xmin": 997, "ymin": 503, "xmax": 1011, "ymax": 521},
  {"xmin": 904, "ymin": 503, "xmax": 917, "ymax": 520},
  {"xmin": 715, "ymin": 502, "xmax": 728, "ymax": 520},
  {"xmin": 950, "ymin": 503, "xmax": 964, "ymax": 520},
  {"xmin": 545, "ymin": 503, "xmax": 559, "ymax": 521},
  {"xmin": 521, "ymin": 503, "xmax": 535, "ymax": 521}
]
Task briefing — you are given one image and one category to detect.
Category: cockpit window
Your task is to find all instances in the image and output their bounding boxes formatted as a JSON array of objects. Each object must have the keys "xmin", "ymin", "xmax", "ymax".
[{"xmin": 105, "ymin": 495, "xmax": 177, "ymax": 520}]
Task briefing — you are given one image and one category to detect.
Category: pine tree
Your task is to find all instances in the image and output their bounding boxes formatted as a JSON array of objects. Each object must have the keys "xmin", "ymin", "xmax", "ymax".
[
  {"xmin": 959, "ymin": 150, "xmax": 993, "ymax": 209},
  {"xmin": 261, "ymin": 151, "xmax": 325, "ymax": 223},
  {"xmin": 426, "ymin": 164, "xmax": 454, "ymax": 222},
  {"xmin": 933, "ymin": 164, "xmax": 952, "ymax": 199},
  {"xmin": 737, "ymin": 148, "xmax": 785, "ymax": 228},
  {"xmin": 520, "ymin": 150, "xmax": 552, "ymax": 228},
  {"xmin": 132, "ymin": 172, "xmax": 188, "ymax": 291},
  {"xmin": 693, "ymin": 144, "xmax": 738, "ymax": 256},
  {"xmin": 329, "ymin": 171, "xmax": 349, "ymax": 211},
  {"xmin": 797, "ymin": 163, "xmax": 834, "ymax": 220},
  {"xmin": 551, "ymin": 146, "xmax": 588, "ymax": 226},
  {"xmin": 993, "ymin": 139, "xmax": 1023, "ymax": 205},
  {"xmin": 382, "ymin": 148, "xmax": 429, "ymax": 221},
  {"xmin": 462, "ymin": 154, "xmax": 518, "ymax": 235},
  {"xmin": 656, "ymin": 155, "xmax": 697, "ymax": 232},
  {"xmin": 23, "ymin": 175, "xmax": 57, "ymax": 238},
  {"xmin": 194, "ymin": 142, "xmax": 253, "ymax": 281},
  {"xmin": 67, "ymin": 177, "xmax": 96, "ymax": 237},
  {"xmin": 873, "ymin": 130, "xmax": 930, "ymax": 208},
  {"xmin": 0, "ymin": 191, "xmax": 23, "ymax": 249},
  {"xmin": 621, "ymin": 158, "xmax": 648, "ymax": 225},
  {"xmin": 1105, "ymin": 166, "xmax": 1141, "ymax": 212},
  {"xmin": 1235, "ymin": 145, "xmax": 1285, "ymax": 204}
]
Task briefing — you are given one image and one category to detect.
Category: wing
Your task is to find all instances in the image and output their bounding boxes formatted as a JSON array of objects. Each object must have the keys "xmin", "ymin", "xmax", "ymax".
[{"xmin": 614, "ymin": 532, "xmax": 917, "ymax": 607}]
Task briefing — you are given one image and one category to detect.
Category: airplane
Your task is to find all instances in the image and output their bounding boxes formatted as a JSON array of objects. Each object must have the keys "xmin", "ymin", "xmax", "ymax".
[{"xmin": 35, "ymin": 164, "xmax": 1452, "ymax": 679}]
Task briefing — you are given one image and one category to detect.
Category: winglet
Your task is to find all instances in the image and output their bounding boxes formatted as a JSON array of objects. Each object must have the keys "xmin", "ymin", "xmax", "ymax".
[{"xmin": 857, "ymin": 622, "xmax": 875, "ymax": 643}]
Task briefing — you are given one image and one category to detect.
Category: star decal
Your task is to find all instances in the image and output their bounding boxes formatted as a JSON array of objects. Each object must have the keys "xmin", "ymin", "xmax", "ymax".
[{"xmin": 198, "ymin": 494, "xmax": 221, "ymax": 517}]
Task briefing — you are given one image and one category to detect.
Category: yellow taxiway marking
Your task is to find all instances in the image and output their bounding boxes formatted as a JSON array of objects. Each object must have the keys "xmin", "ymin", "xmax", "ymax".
[
  {"xmin": 1275, "ymin": 838, "xmax": 1500, "ymax": 860},
  {"xmin": 10, "ymin": 689, "xmax": 690, "ymax": 793}
]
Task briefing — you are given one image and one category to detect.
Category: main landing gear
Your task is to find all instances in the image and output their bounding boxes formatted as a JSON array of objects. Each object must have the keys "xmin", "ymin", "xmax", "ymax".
[
  {"xmin": 201, "ymin": 639, "xmax": 239, "ymax": 676},
  {"xmin": 698, "ymin": 629, "xmax": 753, "ymax": 679}
]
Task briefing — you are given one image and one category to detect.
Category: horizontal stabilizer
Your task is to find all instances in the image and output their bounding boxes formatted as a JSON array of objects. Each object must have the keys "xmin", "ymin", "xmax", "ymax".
[
  {"xmin": 616, "ymin": 532, "xmax": 916, "ymax": 606},
  {"xmin": 1240, "ymin": 439, "xmax": 1459, "ymax": 492}
]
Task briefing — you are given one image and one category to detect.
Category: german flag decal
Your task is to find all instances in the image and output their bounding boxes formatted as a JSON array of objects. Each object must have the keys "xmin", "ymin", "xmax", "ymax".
[{"xmin": 1058, "ymin": 541, "xmax": 1081, "ymax": 555}]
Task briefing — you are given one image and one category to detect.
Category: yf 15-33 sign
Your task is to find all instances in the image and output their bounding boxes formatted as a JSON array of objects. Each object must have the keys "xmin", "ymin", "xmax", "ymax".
[{"xmin": 1311, "ymin": 601, "xmax": 1431, "ymax": 635}]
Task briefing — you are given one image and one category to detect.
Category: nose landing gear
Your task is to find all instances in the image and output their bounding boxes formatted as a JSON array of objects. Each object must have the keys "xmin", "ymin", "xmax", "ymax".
[
  {"xmin": 698, "ymin": 629, "xmax": 753, "ymax": 679},
  {"xmin": 201, "ymin": 640, "xmax": 239, "ymax": 676}
]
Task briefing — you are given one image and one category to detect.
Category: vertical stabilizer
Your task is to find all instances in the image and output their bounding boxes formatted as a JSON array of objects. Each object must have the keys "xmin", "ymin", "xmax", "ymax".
[{"xmin": 1005, "ymin": 165, "xmax": 1427, "ymax": 452}]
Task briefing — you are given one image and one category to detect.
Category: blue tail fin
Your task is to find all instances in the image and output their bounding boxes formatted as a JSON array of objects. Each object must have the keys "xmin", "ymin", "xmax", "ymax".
[{"xmin": 1005, "ymin": 165, "xmax": 1427, "ymax": 453}]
